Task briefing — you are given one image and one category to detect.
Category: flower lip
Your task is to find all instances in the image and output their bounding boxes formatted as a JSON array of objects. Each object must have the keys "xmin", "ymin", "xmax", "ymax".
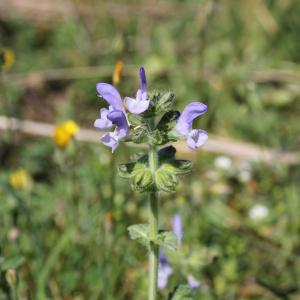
[
  {"xmin": 187, "ymin": 129, "xmax": 208, "ymax": 150},
  {"xmin": 94, "ymin": 108, "xmax": 113, "ymax": 130}
]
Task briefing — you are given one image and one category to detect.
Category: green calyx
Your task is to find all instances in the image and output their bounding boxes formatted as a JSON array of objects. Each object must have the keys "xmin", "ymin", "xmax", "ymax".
[{"xmin": 118, "ymin": 146, "xmax": 192, "ymax": 193}]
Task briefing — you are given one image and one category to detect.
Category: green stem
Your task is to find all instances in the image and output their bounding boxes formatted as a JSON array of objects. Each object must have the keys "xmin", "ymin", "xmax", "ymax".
[{"xmin": 148, "ymin": 145, "xmax": 159, "ymax": 300}]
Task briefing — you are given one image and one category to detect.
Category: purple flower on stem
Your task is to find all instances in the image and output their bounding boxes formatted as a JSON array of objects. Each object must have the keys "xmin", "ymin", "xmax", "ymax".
[
  {"xmin": 94, "ymin": 83, "xmax": 129, "ymax": 152},
  {"xmin": 158, "ymin": 252, "xmax": 173, "ymax": 289},
  {"xmin": 124, "ymin": 67, "xmax": 149, "ymax": 114},
  {"xmin": 172, "ymin": 213, "xmax": 183, "ymax": 246},
  {"xmin": 174, "ymin": 102, "xmax": 208, "ymax": 150}
]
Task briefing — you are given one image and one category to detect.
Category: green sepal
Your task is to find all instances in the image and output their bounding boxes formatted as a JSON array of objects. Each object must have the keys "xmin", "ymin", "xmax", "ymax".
[
  {"xmin": 155, "ymin": 147, "xmax": 192, "ymax": 192},
  {"xmin": 131, "ymin": 168, "xmax": 154, "ymax": 192},
  {"xmin": 118, "ymin": 161, "xmax": 154, "ymax": 193},
  {"xmin": 155, "ymin": 167, "xmax": 179, "ymax": 193},
  {"xmin": 155, "ymin": 230, "xmax": 178, "ymax": 251},
  {"xmin": 127, "ymin": 224, "xmax": 150, "ymax": 248},
  {"xmin": 118, "ymin": 162, "xmax": 145, "ymax": 179},
  {"xmin": 161, "ymin": 160, "xmax": 192, "ymax": 176},
  {"xmin": 168, "ymin": 285, "xmax": 194, "ymax": 300}
]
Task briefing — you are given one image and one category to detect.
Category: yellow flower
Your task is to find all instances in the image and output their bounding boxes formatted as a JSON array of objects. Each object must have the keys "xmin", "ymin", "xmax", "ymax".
[
  {"xmin": 53, "ymin": 120, "xmax": 79, "ymax": 148},
  {"xmin": 9, "ymin": 168, "xmax": 33, "ymax": 190},
  {"xmin": 1, "ymin": 48, "xmax": 15, "ymax": 71},
  {"xmin": 112, "ymin": 60, "xmax": 124, "ymax": 86}
]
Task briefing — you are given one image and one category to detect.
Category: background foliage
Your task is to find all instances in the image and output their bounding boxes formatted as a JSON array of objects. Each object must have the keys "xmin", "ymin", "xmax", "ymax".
[{"xmin": 1, "ymin": 0, "xmax": 300, "ymax": 299}]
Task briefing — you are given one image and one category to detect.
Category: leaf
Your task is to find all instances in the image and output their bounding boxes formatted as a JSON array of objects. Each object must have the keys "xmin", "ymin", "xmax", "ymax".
[
  {"xmin": 128, "ymin": 224, "xmax": 150, "ymax": 248},
  {"xmin": 155, "ymin": 230, "xmax": 178, "ymax": 251},
  {"xmin": 168, "ymin": 285, "xmax": 194, "ymax": 300},
  {"xmin": 0, "ymin": 256, "xmax": 25, "ymax": 271}
]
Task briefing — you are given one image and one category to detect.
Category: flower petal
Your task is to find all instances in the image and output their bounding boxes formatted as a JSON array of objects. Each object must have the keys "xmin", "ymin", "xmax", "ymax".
[
  {"xmin": 186, "ymin": 129, "xmax": 208, "ymax": 150},
  {"xmin": 124, "ymin": 96, "xmax": 149, "ymax": 114},
  {"xmin": 96, "ymin": 83, "xmax": 123, "ymax": 110},
  {"xmin": 107, "ymin": 110, "xmax": 129, "ymax": 138},
  {"xmin": 176, "ymin": 102, "xmax": 208, "ymax": 135},
  {"xmin": 94, "ymin": 108, "xmax": 113, "ymax": 130},
  {"xmin": 158, "ymin": 252, "xmax": 173, "ymax": 289},
  {"xmin": 101, "ymin": 133, "xmax": 119, "ymax": 152},
  {"xmin": 139, "ymin": 67, "xmax": 147, "ymax": 94},
  {"xmin": 172, "ymin": 214, "xmax": 183, "ymax": 246}
]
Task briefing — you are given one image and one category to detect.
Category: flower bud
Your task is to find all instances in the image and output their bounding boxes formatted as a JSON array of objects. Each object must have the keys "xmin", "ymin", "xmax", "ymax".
[{"xmin": 156, "ymin": 91, "xmax": 176, "ymax": 113}]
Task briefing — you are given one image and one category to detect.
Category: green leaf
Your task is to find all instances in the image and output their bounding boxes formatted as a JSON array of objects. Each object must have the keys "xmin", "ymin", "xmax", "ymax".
[
  {"xmin": 155, "ymin": 230, "xmax": 178, "ymax": 251},
  {"xmin": 168, "ymin": 285, "xmax": 194, "ymax": 300},
  {"xmin": 128, "ymin": 224, "xmax": 150, "ymax": 247},
  {"xmin": 0, "ymin": 256, "xmax": 25, "ymax": 271}
]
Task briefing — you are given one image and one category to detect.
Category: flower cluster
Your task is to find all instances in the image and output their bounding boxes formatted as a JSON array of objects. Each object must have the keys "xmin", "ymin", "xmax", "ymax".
[{"xmin": 94, "ymin": 67, "xmax": 208, "ymax": 152}]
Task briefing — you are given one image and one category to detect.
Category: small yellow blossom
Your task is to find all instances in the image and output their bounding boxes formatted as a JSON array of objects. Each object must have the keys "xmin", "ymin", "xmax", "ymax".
[
  {"xmin": 9, "ymin": 168, "xmax": 33, "ymax": 190},
  {"xmin": 1, "ymin": 48, "xmax": 15, "ymax": 71},
  {"xmin": 112, "ymin": 60, "xmax": 124, "ymax": 86},
  {"xmin": 53, "ymin": 120, "xmax": 79, "ymax": 148}
]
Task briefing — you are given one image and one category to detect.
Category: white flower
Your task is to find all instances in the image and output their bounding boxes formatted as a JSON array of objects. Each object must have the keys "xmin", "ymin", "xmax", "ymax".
[
  {"xmin": 249, "ymin": 204, "xmax": 269, "ymax": 220},
  {"xmin": 214, "ymin": 156, "xmax": 232, "ymax": 170}
]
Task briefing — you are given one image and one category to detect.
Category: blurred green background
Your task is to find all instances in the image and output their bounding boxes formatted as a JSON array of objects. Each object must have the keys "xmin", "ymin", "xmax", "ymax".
[{"xmin": 0, "ymin": 0, "xmax": 300, "ymax": 299}]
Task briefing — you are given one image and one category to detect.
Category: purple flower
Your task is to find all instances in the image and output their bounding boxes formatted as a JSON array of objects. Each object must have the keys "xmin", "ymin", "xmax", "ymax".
[
  {"xmin": 99, "ymin": 110, "xmax": 129, "ymax": 152},
  {"xmin": 94, "ymin": 83, "xmax": 129, "ymax": 152},
  {"xmin": 187, "ymin": 274, "xmax": 201, "ymax": 289},
  {"xmin": 158, "ymin": 252, "xmax": 173, "ymax": 289},
  {"xmin": 172, "ymin": 214, "xmax": 183, "ymax": 246},
  {"xmin": 124, "ymin": 67, "xmax": 149, "ymax": 114},
  {"xmin": 174, "ymin": 102, "xmax": 208, "ymax": 150}
]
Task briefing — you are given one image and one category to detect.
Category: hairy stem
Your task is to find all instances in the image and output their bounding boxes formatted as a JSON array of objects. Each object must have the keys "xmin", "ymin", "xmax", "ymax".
[{"xmin": 148, "ymin": 145, "xmax": 159, "ymax": 300}]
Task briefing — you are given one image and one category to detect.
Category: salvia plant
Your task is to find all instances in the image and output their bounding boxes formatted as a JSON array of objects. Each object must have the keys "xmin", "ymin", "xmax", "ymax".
[{"xmin": 94, "ymin": 67, "xmax": 208, "ymax": 300}]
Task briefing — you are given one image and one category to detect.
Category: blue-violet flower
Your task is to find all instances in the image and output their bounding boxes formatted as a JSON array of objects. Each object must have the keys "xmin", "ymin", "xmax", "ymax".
[
  {"xmin": 94, "ymin": 84, "xmax": 129, "ymax": 152},
  {"xmin": 124, "ymin": 67, "xmax": 149, "ymax": 114},
  {"xmin": 157, "ymin": 252, "xmax": 173, "ymax": 289},
  {"xmin": 174, "ymin": 102, "xmax": 208, "ymax": 150},
  {"xmin": 172, "ymin": 213, "xmax": 183, "ymax": 246}
]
